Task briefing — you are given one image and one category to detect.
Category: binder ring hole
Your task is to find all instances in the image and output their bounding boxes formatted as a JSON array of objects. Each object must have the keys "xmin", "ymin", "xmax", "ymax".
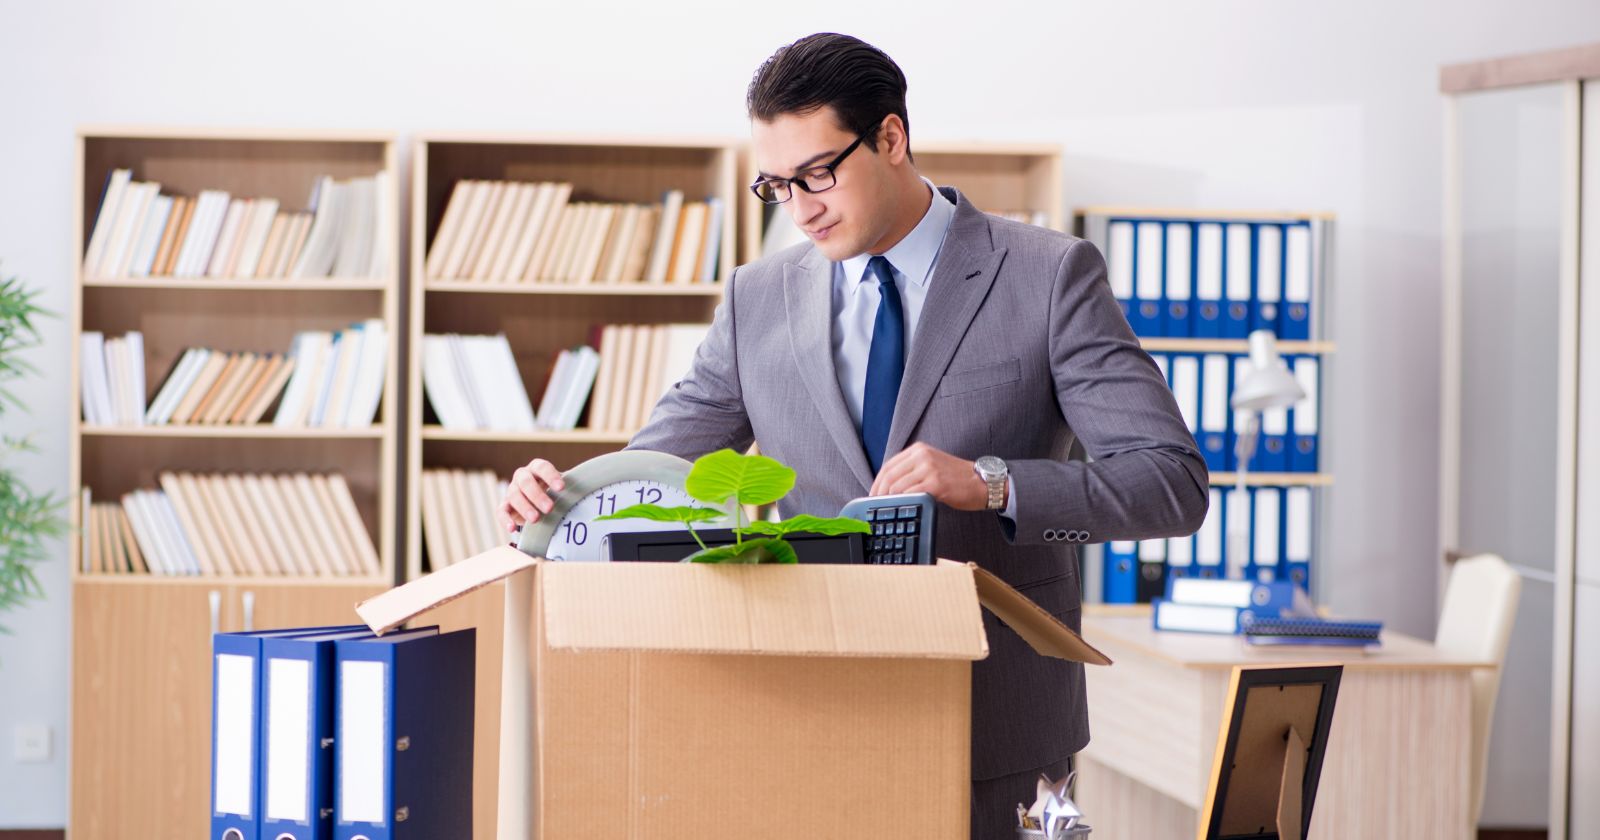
[
  {"xmin": 276, "ymin": 835, "xmax": 296, "ymax": 840},
  {"xmin": 222, "ymin": 831, "xmax": 244, "ymax": 840}
]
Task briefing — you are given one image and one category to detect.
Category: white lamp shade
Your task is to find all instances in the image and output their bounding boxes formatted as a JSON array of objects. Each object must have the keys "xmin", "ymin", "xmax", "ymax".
[{"xmin": 1230, "ymin": 330, "xmax": 1306, "ymax": 412}]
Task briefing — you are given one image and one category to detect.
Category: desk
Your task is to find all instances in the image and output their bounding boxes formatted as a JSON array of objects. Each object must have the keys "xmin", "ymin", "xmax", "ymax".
[{"xmin": 1075, "ymin": 610, "xmax": 1491, "ymax": 840}]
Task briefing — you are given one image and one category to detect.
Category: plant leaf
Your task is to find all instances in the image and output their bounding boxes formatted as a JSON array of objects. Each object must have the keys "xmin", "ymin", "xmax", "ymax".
[
  {"xmin": 684, "ymin": 448, "xmax": 796, "ymax": 507},
  {"xmin": 684, "ymin": 537, "xmax": 799, "ymax": 564},
  {"xmin": 595, "ymin": 504, "xmax": 725, "ymax": 524},
  {"xmin": 736, "ymin": 514, "xmax": 873, "ymax": 538}
]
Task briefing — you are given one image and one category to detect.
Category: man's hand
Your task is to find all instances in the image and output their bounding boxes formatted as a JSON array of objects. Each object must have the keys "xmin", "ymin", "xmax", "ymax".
[
  {"xmin": 497, "ymin": 457, "xmax": 567, "ymax": 536},
  {"xmin": 869, "ymin": 442, "xmax": 998, "ymax": 511}
]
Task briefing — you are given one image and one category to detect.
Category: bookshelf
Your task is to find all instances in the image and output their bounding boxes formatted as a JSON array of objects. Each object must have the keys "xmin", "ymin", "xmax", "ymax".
[
  {"xmin": 738, "ymin": 140, "xmax": 1064, "ymax": 262},
  {"xmin": 408, "ymin": 134, "xmax": 736, "ymax": 839},
  {"xmin": 69, "ymin": 127, "xmax": 400, "ymax": 837},
  {"xmin": 1074, "ymin": 206, "xmax": 1337, "ymax": 602}
]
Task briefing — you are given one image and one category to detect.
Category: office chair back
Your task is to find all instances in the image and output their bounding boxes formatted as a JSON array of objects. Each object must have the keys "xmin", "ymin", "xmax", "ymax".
[{"xmin": 1434, "ymin": 552, "xmax": 1521, "ymax": 828}]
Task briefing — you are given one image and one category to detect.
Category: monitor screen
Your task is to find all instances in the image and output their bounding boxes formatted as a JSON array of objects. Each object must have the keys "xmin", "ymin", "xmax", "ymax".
[{"xmin": 605, "ymin": 528, "xmax": 864, "ymax": 564}]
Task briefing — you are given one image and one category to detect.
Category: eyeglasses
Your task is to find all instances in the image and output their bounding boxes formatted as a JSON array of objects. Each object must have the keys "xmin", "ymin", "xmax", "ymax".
[{"xmin": 749, "ymin": 131, "xmax": 869, "ymax": 205}]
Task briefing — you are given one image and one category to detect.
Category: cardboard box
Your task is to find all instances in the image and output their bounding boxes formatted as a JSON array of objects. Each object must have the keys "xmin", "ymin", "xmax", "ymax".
[{"xmin": 358, "ymin": 546, "xmax": 1111, "ymax": 839}]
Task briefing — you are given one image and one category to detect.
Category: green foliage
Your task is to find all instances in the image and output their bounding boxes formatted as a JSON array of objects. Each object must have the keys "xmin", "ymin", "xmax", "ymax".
[
  {"xmin": 600, "ymin": 448, "xmax": 870, "ymax": 564},
  {"xmin": 684, "ymin": 448, "xmax": 795, "ymax": 507},
  {"xmin": 0, "ymin": 270, "xmax": 64, "ymax": 634}
]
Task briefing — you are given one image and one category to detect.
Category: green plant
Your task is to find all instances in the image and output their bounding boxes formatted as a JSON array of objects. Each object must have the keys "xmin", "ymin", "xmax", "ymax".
[
  {"xmin": 0, "ymin": 272, "xmax": 65, "ymax": 631},
  {"xmin": 596, "ymin": 448, "xmax": 870, "ymax": 563}
]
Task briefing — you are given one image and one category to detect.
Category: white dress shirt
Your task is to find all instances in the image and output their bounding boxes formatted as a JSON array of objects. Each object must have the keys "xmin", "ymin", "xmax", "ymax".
[{"xmin": 830, "ymin": 179, "xmax": 1017, "ymax": 517}]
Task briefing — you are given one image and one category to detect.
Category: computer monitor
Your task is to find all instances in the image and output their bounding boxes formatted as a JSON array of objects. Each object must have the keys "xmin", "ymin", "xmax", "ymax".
[
  {"xmin": 1198, "ymin": 664, "xmax": 1343, "ymax": 840},
  {"xmin": 605, "ymin": 528, "xmax": 865, "ymax": 564}
]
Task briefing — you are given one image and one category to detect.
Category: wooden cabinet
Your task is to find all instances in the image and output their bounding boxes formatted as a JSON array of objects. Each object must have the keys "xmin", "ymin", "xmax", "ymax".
[{"xmin": 69, "ymin": 580, "xmax": 381, "ymax": 838}]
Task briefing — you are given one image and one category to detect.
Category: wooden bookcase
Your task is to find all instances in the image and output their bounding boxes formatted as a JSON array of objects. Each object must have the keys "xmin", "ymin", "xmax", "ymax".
[
  {"xmin": 737, "ymin": 139, "xmax": 1064, "ymax": 262},
  {"xmin": 407, "ymin": 133, "xmax": 736, "ymax": 838},
  {"xmin": 68, "ymin": 127, "xmax": 400, "ymax": 838}
]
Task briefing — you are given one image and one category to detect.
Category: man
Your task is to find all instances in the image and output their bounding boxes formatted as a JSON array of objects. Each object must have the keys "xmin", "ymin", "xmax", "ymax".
[{"xmin": 499, "ymin": 32, "xmax": 1208, "ymax": 840}]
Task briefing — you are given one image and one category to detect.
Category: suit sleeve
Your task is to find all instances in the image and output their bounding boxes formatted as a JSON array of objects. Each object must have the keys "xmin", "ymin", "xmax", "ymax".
[
  {"xmin": 1001, "ymin": 238, "xmax": 1210, "ymax": 545},
  {"xmin": 626, "ymin": 267, "xmax": 755, "ymax": 459}
]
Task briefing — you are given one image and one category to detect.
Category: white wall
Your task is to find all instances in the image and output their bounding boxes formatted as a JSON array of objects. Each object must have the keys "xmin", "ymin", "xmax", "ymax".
[{"xmin": 2, "ymin": 0, "xmax": 1596, "ymax": 828}]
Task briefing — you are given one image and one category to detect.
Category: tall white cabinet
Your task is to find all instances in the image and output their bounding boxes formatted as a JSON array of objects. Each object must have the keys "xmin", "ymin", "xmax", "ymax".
[{"xmin": 1440, "ymin": 43, "xmax": 1600, "ymax": 837}]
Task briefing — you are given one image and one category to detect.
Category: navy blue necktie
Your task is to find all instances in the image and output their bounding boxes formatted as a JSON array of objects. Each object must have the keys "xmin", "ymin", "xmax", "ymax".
[{"xmin": 861, "ymin": 255, "xmax": 905, "ymax": 474}]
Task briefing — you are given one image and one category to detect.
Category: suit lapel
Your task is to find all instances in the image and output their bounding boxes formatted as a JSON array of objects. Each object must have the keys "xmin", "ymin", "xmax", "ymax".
[
  {"xmin": 884, "ymin": 196, "xmax": 1006, "ymax": 458},
  {"xmin": 784, "ymin": 252, "xmax": 876, "ymax": 492}
]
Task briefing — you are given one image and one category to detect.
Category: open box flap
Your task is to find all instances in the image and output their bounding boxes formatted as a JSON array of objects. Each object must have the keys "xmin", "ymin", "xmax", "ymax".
[
  {"xmin": 946, "ymin": 560, "xmax": 1113, "ymax": 666},
  {"xmin": 356, "ymin": 545, "xmax": 535, "ymax": 634}
]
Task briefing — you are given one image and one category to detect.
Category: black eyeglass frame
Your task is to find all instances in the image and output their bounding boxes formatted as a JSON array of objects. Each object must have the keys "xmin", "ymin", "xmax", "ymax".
[{"xmin": 748, "ymin": 130, "xmax": 872, "ymax": 205}]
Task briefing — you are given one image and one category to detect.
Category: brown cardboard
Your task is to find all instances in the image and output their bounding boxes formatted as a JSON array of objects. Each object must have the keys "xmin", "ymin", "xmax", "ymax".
[{"xmin": 356, "ymin": 547, "xmax": 1111, "ymax": 839}]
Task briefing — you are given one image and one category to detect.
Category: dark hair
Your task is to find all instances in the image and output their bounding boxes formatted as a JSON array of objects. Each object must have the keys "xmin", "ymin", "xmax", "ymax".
[{"xmin": 747, "ymin": 33, "xmax": 911, "ymax": 158}]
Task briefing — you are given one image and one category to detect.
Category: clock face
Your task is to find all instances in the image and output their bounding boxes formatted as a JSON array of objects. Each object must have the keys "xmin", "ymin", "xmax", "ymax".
[{"xmin": 541, "ymin": 479, "xmax": 708, "ymax": 563}]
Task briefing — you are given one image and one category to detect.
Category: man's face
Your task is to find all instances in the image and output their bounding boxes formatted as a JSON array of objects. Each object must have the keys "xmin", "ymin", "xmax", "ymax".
[{"xmin": 751, "ymin": 107, "xmax": 887, "ymax": 261}]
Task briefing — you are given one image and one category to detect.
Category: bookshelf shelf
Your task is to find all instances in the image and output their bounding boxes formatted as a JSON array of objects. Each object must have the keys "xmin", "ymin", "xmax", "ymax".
[
  {"xmin": 423, "ymin": 282, "xmax": 724, "ymax": 298},
  {"xmin": 84, "ymin": 276, "xmax": 391, "ymax": 292},
  {"xmin": 421, "ymin": 426, "xmax": 634, "ymax": 444},
  {"xmin": 80, "ymin": 424, "xmax": 385, "ymax": 440},
  {"xmin": 1209, "ymin": 472, "xmax": 1334, "ymax": 487},
  {"xmin": 1139, "ymin": 338, "xmax": 1337, "ymax": 355}
]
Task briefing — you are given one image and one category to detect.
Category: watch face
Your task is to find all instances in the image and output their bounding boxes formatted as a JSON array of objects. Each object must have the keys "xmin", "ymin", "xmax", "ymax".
[
  {"xmin": 543, "ymin": 479, "xmax": 708, "ymax": 563},
  {"xmin": 975, "ymin": 456, "xmax": 1006, "ymax": 478}
]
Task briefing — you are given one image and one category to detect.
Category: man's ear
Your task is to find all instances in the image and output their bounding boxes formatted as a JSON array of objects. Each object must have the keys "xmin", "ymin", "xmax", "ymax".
[{"xmin": 878, "ymin": 114, "xmax": 911, "ymax": 166}]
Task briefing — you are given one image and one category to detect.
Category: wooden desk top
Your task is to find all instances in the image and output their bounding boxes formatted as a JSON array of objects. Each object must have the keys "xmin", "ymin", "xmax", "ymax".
[{"xmin": 1082, "ymin": 612, "xmax": 1495, "ymax": 671}]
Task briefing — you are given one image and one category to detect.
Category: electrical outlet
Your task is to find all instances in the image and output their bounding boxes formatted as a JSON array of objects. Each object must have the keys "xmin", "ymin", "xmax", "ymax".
[{"xmin": 14, "ymin": 724, "xmax": 50, "ymax": 763}]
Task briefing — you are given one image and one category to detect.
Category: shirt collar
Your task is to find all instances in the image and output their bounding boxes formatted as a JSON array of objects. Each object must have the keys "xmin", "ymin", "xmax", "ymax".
[{"xmin": 841, "ymin": 176, "xmax": 956, "ymax": 291}]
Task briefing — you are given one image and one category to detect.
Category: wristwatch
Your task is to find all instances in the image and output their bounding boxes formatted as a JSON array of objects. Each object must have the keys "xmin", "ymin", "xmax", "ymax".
[{"xmin": 973, "ymin": 455, "xmax": 1008, "ymax": 511}]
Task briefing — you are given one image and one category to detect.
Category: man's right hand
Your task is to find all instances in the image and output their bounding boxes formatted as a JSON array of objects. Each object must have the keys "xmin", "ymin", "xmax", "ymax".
[{"xmin": 498, "ymin": 457, "xmax": 567, "ymax": 537}]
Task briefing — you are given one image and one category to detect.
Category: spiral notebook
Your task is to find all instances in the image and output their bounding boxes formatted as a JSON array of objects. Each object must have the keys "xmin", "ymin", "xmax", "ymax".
[{"xmin": 1241, "ymin": 616, "xmax": 1383, "ymax": 647}]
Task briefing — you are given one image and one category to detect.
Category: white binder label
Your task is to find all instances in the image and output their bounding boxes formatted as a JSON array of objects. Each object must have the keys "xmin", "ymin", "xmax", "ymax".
[
  {"xmin": 214, "ymin": 653, "xmax": 255, "ymax": 816},
  {"xmin": 266, "ymin": 657, "xmax": 313, "ymax": 821},
  {"xmin": 1107, "ymin": 221, "xmax": 1134, "ymax": 298},
  {"xmin": 1226, "ymin": 223, "xmax": 1253, "ymax": 302},
  {"xmin": 340, "ymin": 659, "xmax": 388, "ymax": 825},
  {"xmin": 1165, "ymin": 223, "xmax": 1192, "ymax": 301}
]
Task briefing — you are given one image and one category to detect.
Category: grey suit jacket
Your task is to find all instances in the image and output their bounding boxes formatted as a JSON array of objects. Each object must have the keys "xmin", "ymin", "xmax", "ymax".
[{"xmin": 629, "ymin": 186, "xmax": 1209, "ymax": 779}]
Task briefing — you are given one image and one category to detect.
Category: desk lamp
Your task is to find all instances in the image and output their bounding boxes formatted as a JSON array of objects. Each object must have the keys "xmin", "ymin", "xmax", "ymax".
[{"xmin": 1228, "ymin": 330, "xmax": 1305, "ymax": 580}]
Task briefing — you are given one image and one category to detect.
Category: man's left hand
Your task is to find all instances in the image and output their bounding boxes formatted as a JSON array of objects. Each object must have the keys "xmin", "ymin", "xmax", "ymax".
[{"xmin": 870, "ymin": 442, "xmax": 997, "ymax": 511}]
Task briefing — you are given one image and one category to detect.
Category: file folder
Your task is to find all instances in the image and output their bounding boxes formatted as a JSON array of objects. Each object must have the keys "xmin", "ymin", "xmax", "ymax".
[
  {"xmin": 1194, "ymin": 222, "xmax": 1225, "ymax": 338},
  {"xmin": 1152, "ymin": 579, "xmax": 1303, "ymax": 635},
  {"xmin": 1136, "ymin": 538, "xmax": 1169, "ymax": 603},
  {"xmin": 1259, "ymin": 398, "xmax": 1289, "ymax": 472},
  {"xmin": 261, "ymin": 627, "xmax": 387, "ymax": 840},
  {"xmin": 1253, "ymin": 223, "xmax": 1283, "ymax": 334},
  {"xmin": 1230, "ymin": 355, "xmax": 1252, "ymax": 471},
  {"xmin": 335, "ymin": 627, "xmax": 475, "ymax": 840},
  {"xmin": 1223, "ymin": 223, "xmax": 1253, "ymax": 338},
  {"xmin": 1106, "ymin": 220, "xmax": 1135, "ymax": 325},
  {"xmin": 1164, "ymin": 222, "xmax": 1193, "ymax": 336},
  {"xmin": 1226, "ymin": 487, "xmax": 1253, "ymax": 575},
  {"xmin": 1170, "ymin": 354, "xmax": 1201, "ymax": 443},
  {"xmin": 1251, "ymin": 487, "xmax": 1282, "ymax": 583},
  {"xmin": 1285, "ymin": 486, "xmax": 1313, "ymax": 591},
  {"xmin": 212, "ymin": 625, "xmax": 366, "ymax": 840},
  {"xmin": 1168, "ymin": 530, "xmax": 1195, "ymax": 583},
  {"xmin": 1290, "ymin": 355, "xmax": 1320, "ymax": 472},
  {"xmin": 1196, "ymin": 488, "xmax": 1224, "ymax": 579},
  {"xmin": 1282, "ymin": 223, "xmax": 1313, "ymax": 340},
  {"xmin": 1133, "ymin": 221, "xmax": 1165, "ymax": 335},
  {"xmin": 1199, "ymin": 354, "xmax": 1230, "ymax": 471},
  {"xmin": 1103, "ymin": 541, "xmax": 1138, "ymax": 604}
]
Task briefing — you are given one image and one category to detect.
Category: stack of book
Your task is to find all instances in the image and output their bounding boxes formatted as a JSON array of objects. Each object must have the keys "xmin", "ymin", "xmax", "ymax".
[
  {"xmin": 82, "ymin": 169, "xmax": 393, "ymax": 280},
  {"xmin": 271, "ymin": 321, "xmax": 388, "ymax": 428},
  {"xmin": 78, "ymin": 331, "xmax": 147, "ymax": 425},
  {"xmin": 425, "ymin": 180, "xmax": 723, "ymax": 285},
  {"xmin": 418, "ymin": 468, "xmax": 507, "ymax": 570},
  {"xmin": 420, "ymin": 333, "xmax": 538, "ymax": 432},
  {"xmin": 421, "ymin": 323, "xmax": 706, "ymax": 434},
  {"xmin": 587, "ymin": 323, "xmax": 707, "ymax": 432},
  {"xmin": 81, "ymin": 472, "xmax": 380, "ymax": 577}
]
